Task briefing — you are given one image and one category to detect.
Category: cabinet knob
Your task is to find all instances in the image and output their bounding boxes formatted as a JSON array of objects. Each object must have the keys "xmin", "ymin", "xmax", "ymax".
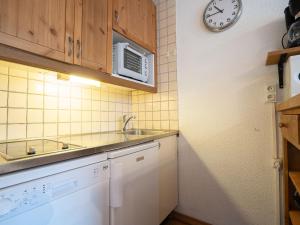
[
  {"xmin": 67, "ymin": 36, "xmax": 73, "ymax": 57},
  {"xmin": 76, "ymin": 40, "xmax": 81, "ymax": 59},
  {"xmin": 279, "ymin": 123, "xmax": 287, "ymax": 128}
]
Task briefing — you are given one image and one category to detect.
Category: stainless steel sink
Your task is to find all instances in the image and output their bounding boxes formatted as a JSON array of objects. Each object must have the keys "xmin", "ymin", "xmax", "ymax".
[{"xmin": 120, "ymin": 129, "xmax": 165, "ymax": 136}]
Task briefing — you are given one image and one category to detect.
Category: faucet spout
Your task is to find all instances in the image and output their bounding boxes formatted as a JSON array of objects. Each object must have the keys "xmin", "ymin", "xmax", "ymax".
[{"xmin": 122, "ymin": 115, "xmax": 136, "ymax": 132}]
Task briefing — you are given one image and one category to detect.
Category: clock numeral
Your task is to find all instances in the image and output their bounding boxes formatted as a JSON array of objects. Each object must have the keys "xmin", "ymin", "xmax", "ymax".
[
  {"xmin": 232, "ymin": 0, "xmax": 236, "ymax": 3},
  {"xmin": 227, "ymin": 18, "xmax": 231, "ymax": 22},
  {"xmin": 209, "ymin": 19, "xmax": 212, "ymax": 23},
  {"xmin": 232, "ymin": 11, "xmax": 236, "ymax": 15},
  {"xmin": 213, "ymin": 22, "xmax": 217, "ymax": 25},
  {"xmin": 234, "ymin": 4, "xmax": 238, "ymax": 9},
  {"xmin": 208, "ymin": 7, "xmax": 212, "ymax": 11},
  {"xmin": 220, "ymin": 22, "xmax": 224, "ymax": 27}
]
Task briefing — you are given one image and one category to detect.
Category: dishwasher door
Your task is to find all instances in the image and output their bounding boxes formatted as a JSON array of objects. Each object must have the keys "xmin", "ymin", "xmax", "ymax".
[
  {"xmin": 0, "ymin": 161, "xmax": 110, "ymax": 225},
  {"xmin": 109, "ymin": 144, "xmax": 159, "ymax": 225}
]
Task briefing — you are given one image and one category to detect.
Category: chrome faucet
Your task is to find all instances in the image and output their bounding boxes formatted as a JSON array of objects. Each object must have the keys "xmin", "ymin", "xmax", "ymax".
[{"xmin": 122, "ymin": 115, "xmax": 136, "ymax": 132}]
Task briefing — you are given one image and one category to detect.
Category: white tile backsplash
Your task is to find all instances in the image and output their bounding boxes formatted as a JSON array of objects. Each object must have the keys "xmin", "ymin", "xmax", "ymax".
[
  {"xmin": 44, "ymin": 123, "xmax": 57, "ymax": 137},
  {"xmin": 28, "ymin": 94, "xmax": 43, "ymax": 109},
  {"xmin": 8, "ymin": 92, "xmax": 27, "ymax": 108},
  {"xmin": 27, "ymin": 124, "xmax": 43, "ymax": 138},
  {"xmin": 28, "ymin": 80, "xmax": 44, "ymax": 94},
  {"xmin": 0, "ymin": 60, "xmax": 132, "ymax": 141},
  {"xmin": 44, "ymin": 110, "xmax": 57, "ymax": 123},
  {"xmin": 27, "ymin": 109, "xmax": 43, "ymax": 123},
  {"xmin": 7, "ymin": 124, "xmax": 26, "ymax": 139},
  {"xmin": 0, "ymin": 108, "xmax": 7, "ymax": 124},
  {"xmin": 8, "ymin": 108, "xmax": 26, "ymax": 124},
  {"xmin": 9, "ymin": 76, "xmax": 27, "ymax": 92},
  {"xmin": 0, "ymin": 125, "xmax": 6, "ymax": 140},
  {"xmin": 0, "ymin": 74, "xmax": 8, "ymax": 91}
]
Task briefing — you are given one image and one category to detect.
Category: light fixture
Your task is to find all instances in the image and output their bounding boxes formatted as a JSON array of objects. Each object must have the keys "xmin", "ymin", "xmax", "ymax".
[
  {"xmin": 57, "ymin": 73, "xmax": 101, "ymax": 87},
  {"xmin": 69, "ymin": 75, "xmax": 101, "ymax": 87}
]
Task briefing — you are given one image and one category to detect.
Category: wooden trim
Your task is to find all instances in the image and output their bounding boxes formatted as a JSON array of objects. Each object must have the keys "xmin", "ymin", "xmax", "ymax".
[
  {"xmin": 281, "ymin": 108, "xmax": 300, "ymax": 115},
  {"xmin": 290, "ymin": 211, "xmax": 300, "ymax": 225},
  {"xmin": 0, "ymin": 32, "xmax": 65, "ymax": 62},
  {"xmin": 0, "ymin": 44, "xmax": 157, "ymax": 92},
  {"xmin": 266, "ymin": 47, "xmax": 300, "ymax": 66},
  {"xmin": 106, "ymin": 0, "xmax": 113, "ymax": 74},
  {"xmin": 290, "ymin": 172, "xmax": 300, "ymax": 194},
  {"xmin": 113, "ymin": 27, "xmax": 156, "ymax": 54},
  {"xmin": 170, "ymin": 212, "xmax": 212, "ymax": 225},
  {"xmin": 284, "ymin": 139, "xmax": 290, "ymax": 225},
  {"xmin": 277, "ymin": 94, "xmax": 300, "ymax": 112}
]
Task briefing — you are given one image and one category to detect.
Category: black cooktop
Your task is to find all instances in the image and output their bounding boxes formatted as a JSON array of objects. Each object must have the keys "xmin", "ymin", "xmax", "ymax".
[{"xmin": 0, "ymin": 139, "xmax": 82, "ymax": 161}]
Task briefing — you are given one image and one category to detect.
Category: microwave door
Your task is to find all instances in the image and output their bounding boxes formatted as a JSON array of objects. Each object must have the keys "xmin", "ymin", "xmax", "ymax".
[{"xmin": 119, "ymin": 47, "xmax": 148, "ymax": 82}]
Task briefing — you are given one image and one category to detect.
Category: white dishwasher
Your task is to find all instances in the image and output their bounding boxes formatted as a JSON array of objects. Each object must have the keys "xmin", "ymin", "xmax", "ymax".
[
  {"xmin": 0, "ymin": 153, "xmax": 109, "ymax": 225},
  {"xmin": 108, "ymin": 142, "xmax": 159, "ymax": 225}
]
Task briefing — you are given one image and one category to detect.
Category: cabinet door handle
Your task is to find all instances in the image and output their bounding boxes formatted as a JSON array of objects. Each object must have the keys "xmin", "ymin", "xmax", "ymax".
[
  {"xmin": 114, "ymin": 10, "xmax": 120, "ymax": 23},
  {"xmin": 67, "ymin": 36, "xmax": 73, "ymax": 57},
  {"xmin": 76, "ymin": 40, "xmax": 81, "ymax": 59},
  {"xmin": 279, "ymin": 123, "xmax": 287, "ymax": 128}
]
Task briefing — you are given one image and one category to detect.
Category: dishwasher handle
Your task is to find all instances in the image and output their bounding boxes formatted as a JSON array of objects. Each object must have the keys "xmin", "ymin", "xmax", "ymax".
[{"xmin": 110, "ymin": 162, "xmax": 123, "ymax": 208}]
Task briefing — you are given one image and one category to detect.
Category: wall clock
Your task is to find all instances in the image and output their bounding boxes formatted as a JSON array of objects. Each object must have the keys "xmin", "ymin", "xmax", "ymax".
[{"xmin": 203, "ymin": 0, "xmax": 243, "ymax": 32}]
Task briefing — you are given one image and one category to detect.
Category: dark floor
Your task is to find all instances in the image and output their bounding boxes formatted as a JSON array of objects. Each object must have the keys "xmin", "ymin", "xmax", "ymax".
[
  {"xmin": 161, "ymin": 217, "xmax": 189, "ymax": 225},
  {"xmin": 163, "ymin": 219, "xmax": 187, "ymax": 225}
]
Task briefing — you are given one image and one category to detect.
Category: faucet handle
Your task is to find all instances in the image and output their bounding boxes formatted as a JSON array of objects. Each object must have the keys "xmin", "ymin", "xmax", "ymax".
[{"xmin": 122, "ymin": 115, "xmax": 127, "ymax": 122}]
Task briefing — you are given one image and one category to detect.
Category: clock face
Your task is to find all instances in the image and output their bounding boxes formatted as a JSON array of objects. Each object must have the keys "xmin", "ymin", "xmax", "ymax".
[{"xmin": 203, "ymin": 0, "xmax": 242, "ymax": 32}]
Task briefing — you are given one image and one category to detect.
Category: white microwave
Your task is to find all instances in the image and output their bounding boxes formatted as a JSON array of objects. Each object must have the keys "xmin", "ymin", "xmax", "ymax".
[
  {"xmin": 283, "ymin": 55, "xmax": 300, "ymax": 100},
  {"xmin": 113, "ymin": 43, "xmax": 153, "ymax": 83}
]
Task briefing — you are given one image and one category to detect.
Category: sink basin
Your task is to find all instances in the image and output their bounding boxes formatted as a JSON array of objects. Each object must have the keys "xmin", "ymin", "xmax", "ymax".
[{"xmin": 120, "ymin": 129, "xmax": 165, "ymax": 136}]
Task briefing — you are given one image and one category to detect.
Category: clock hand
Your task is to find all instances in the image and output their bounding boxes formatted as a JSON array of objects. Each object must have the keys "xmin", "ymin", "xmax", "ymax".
[
  {"xmin": 214, "ymin": 6, "xmax": 224, "ymax": 13},
  {"xmin": 207, "ymin": 11, "xmax": 221, "ymax": 18}
]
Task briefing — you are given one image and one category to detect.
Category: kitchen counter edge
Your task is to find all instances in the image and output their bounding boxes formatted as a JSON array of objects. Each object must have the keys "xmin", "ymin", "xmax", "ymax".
[{"xmin": 0, "ymin": 131, "xmax": 179, "ymax": 175}]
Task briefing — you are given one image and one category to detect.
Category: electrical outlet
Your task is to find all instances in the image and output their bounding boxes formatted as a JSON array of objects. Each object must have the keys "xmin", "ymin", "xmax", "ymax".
[
  {"xmin": 265, "ymin": 85, "xmax": 277, "ymax": 103},
  {"xmin": 266, "ymin": 85, "xmax": 276, "ymax": 93},
  {"xmin": 266, "ymin": 93, "xmax": 276, "ymax": 103}
]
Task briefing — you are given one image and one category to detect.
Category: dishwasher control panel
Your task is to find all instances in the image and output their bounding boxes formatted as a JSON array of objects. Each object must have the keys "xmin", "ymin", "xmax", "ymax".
[{"xmin": 0, "ymin": 161, "xmax": 109, "ymax": 222}]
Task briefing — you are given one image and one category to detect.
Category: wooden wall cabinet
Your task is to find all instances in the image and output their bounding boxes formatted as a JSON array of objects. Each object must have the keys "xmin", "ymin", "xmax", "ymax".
[
  {"xmin": 0, "ymin": 0, "xmax": 75, "ymax": 63},
  {"xmin": 74, "ymin": 0, "xmax": 112, "ymax": 73},
  {"xmin": 0, "ymin": 0, "xmax": 157, "ymax": 92},
  {"xmin": 112, "ymin": 0, "xmax": 157, "ymax": 53},
  {"xmin": 0, "ymin": 0, "xmax": 111, "ymax": 72}
]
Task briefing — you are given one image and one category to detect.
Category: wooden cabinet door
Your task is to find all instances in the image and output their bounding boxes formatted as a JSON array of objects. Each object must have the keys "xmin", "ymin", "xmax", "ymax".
[
  {"xmin": 113, "ymin": 0, "xmax": 157, "ymax": 53},
  {"xmin": 74, "ymin": 0, "xmax": 111, "ymax": 73},
  {"xmin": 157, "ymin": 135, "xmax": 178, "ymax": 223},
  {"xmin": 0, "ymin": 0, "xmax": 75, "ymax": 63}
]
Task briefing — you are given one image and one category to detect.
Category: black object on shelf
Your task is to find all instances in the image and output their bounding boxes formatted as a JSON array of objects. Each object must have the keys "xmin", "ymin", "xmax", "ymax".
[{"xmin": 278, "ymin": 54, "xmax": 288, "ymax": 89}]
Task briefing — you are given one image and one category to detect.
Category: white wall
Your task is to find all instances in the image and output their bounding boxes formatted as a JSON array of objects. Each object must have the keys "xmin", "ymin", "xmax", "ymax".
[{"xmin": 176, "ymin": 1, "xmax": 287, "ymax": 225}]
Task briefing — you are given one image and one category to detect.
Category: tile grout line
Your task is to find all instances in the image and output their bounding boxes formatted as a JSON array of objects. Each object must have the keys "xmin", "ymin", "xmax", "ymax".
[{"xmin": 6, "ymin": 68, "xmax": 9, "ymax": 141}]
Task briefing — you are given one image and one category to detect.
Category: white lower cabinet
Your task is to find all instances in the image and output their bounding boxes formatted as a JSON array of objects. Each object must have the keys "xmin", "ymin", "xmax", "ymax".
[
  {"xmin": 107, "ymin": 136, "xmax": 178, "ymax": 225},
  {"xmin": 156, "ymin": 135, "xmax": 178, "ymax": 223},
  {"xmin": 108, "ymin": 142, "xmax": 160, "ymax": 225}
]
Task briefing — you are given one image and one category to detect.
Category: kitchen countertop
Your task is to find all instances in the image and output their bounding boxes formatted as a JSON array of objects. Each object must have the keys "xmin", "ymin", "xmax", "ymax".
[{"xmin": 0, "ymin": 130, "xmax": 178, "ymax": 175}]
